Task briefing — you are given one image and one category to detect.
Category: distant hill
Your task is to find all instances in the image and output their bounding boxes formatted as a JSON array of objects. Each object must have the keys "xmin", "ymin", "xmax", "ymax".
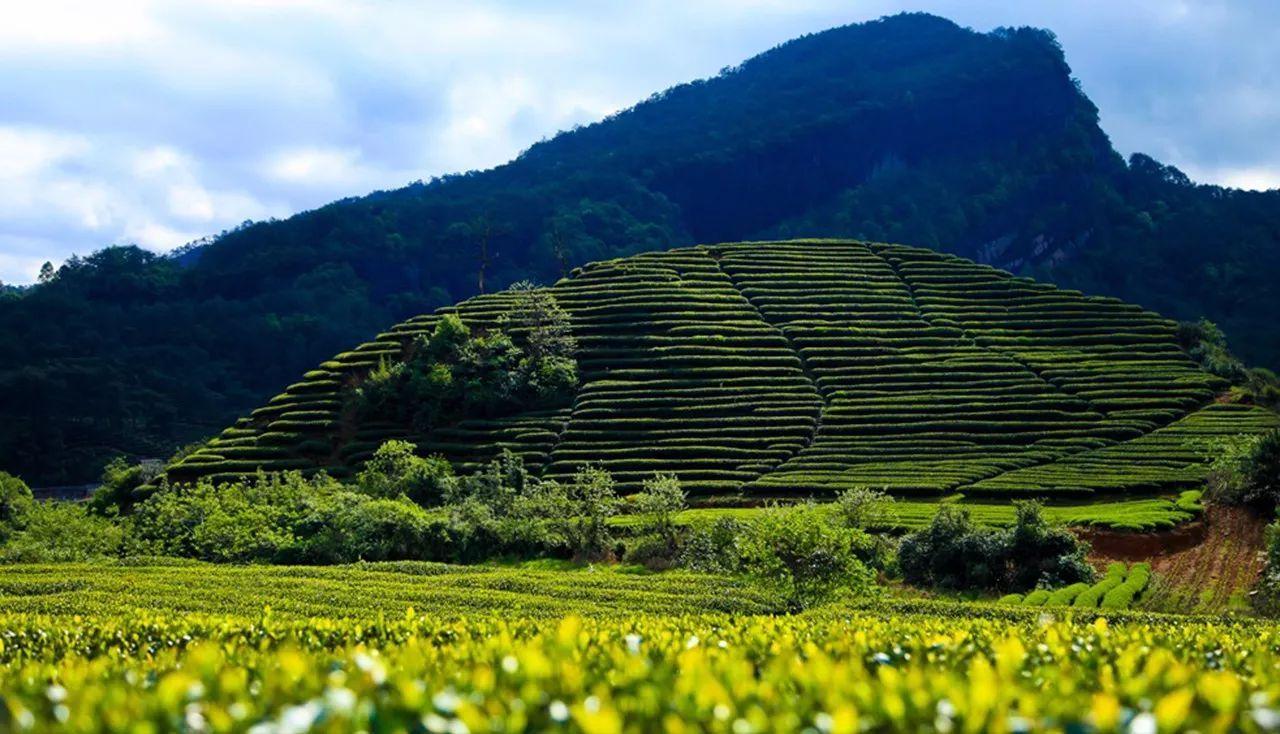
[
  {"xmin": 166, "ymin": 240, "xmax": 1278, "ymax": 505},
  {"xmin": 3, "ymin": 12, "xmax": 1278, "ymax": 483}
]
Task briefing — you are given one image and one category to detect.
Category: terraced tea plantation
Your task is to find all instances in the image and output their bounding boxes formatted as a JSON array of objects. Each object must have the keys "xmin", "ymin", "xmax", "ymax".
[
  {"xmin": 168, "ymin": 240, "xmax": 1278, "ymax": 514},
  {"xmin": 5, "ymin": 562, "xmax": 1280, "ymax": 732}
]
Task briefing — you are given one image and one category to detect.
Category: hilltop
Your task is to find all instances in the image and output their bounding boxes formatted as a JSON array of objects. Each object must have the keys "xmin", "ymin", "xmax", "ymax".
[
  {"xmin": 167, "ymin": 240, "xmax": 1278, "ymax": 528},
  {"xmin": 4, "ymin": 12, "xmax": 1279, "ymax": 483}
]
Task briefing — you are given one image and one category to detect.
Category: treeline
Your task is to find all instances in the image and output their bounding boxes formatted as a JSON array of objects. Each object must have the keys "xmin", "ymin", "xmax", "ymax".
[{"xmin": 0, "ymin": 438, "xmax": 1100, "ymax": 611}]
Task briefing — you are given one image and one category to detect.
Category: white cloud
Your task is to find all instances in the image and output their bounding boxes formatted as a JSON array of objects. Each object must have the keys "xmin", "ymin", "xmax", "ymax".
[
  {"xmin": 1184, "ymin": 165, "xmax": 1280, "ymax": 192},
  {"xmin": 0, "ymin": 0, "xmax": 1277, "ymax": 282},
  {"xmin": 0, "ymin": 0, "xmax": 162, "ymax": 49},
  {"xmin": 264, "ymin": 147, "xmax": 369, "ymax": 188}
]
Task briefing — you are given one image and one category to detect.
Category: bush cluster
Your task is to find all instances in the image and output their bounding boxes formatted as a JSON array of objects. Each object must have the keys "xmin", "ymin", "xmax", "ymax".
[
  {"xmin": 1207, "ymin": 430, "xmax": 1280, "ymax": 511},
  {"xmin": 123, "ymin": 448, "xmax": 628, "ymax": 565},
  {"xmin": 676, "ymin": 502, "xmax": 880, "ymax": 611},
  {"xmin": 355, "ymin": 285, "xmax": 577, "ymax": 431},
  {"xmin": 897, "ymin": 501, "xmax": 1093, "ymax": 592},
  {"xmin": 1, "ymin": 470, "xmax": 131, "ymax": 562}
]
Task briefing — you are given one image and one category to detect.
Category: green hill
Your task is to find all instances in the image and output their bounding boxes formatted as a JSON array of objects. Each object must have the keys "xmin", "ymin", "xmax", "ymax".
[{"xmin": 167, "ymin": 240, "xmax": 1278, "ymax": 506}]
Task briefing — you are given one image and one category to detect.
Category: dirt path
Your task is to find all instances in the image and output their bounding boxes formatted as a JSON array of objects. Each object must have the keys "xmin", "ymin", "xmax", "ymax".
[{"xmin": 1084, "ymin": 505, "xmax": 1267, "ymax": 615}]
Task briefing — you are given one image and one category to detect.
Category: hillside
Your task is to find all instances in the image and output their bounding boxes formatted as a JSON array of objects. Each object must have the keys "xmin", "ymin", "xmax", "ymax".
[
  {"xmin": 5, "ymin": 12, "xmax": 1280, "ymax": 484},
  {"xmin": 167, "ymin": 240, "xmax": 1278, "ymax": 516}
]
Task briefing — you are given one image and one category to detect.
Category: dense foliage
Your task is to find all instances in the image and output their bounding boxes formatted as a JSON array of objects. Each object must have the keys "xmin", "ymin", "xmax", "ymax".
[
  {"xmin": 354, "ymin": 285, "xmax": 577, "ymax": 430},
  {"xmin": 4, "ymin": 591, "xmax": 1280, "ymax": 731},
  {"xmin": 6, "ymin": 13, "xmax": 1279, "ymax": 484},
  {"xmin": 898, "ymin": 501, "xmax": 1094, "ymax": 592},
  {"xmin": 1207, "ymin": 430, "xmax": 1280, "ymax": 511}
]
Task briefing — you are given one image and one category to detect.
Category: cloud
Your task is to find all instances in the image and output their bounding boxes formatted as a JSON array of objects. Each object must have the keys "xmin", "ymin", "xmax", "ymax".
[{"xmin": 0, "ymin": 0, "xmax": 1277, "ymax": 282}]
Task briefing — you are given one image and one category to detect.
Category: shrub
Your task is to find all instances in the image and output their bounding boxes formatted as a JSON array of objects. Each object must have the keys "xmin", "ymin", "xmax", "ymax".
[
  {"xmin": 833, "ymin": 486, "xmax": 896, "ymax": 529},
  {"xmin": 0, "ymin": 501, "xmax": 127, "ymax": 562},
  {"xmin": 678, "ymin": 517, "xmax": 746, "ymax": 574},
  {"xmin": 1005, "ymin": 501, "xmax": 1094, "ymax": 589},
  {"xmin": 898, "ymin": 502, "xmax": 1093, "ymax": 592},
  {"xmin": 351, "ymin": 287, "xmax": 578, "ymax": 431},
  {"xmin": 563, "ymin": 465, "xmax": 620, "ymax": 562},
  {"xmin": 131, "ymin": 472, "xmax": 321, "ymax": 562},
  {"xmin": 1101, "ymin": 563, "xmax": 1152, "ymax": 609},
  {"xmin": 357, "ymin": 440, "xmax": 456, "ymax": 505},
  {"xmin": 1046, "ymin": 582, "xmax": 1091, "ymax": 606},
  {"xmin": 1178, "ymin": 318, "xmax": 1246, "ymax": 382},
  {"xmin": 1255, "ymin": 521, "xmax": 1280, "ymax": 616},
  {"xmin": 1074, "ymin": 563, "xmax": 1128, "ymax": 608},
  {"xmin": 322, "ymin": 499, "xmax": 441, "ymax": 563},
  {"xmin": 90, "ymin": 457, "xmax": 162, "ymax": 515},
  {"xmin": 1207, "ymin": 431, "xmax": 1280, "ymax": 511},
  {"xmin": 632, "ymin": 472, "xmax": 686, "ymax": 548},
  {"xmin": 739, "ymin": 504, "xmax": 876, "ymax": 611},
  {"xmin": 1022, "ymin": 589, "xmax": 1051, "ymax": 606},
  {"xmin": 0, "ymin": 471, "xmax": 33, "ymax": 541},
  {"xmin": 623, "ymin": 533, "xmax": 679, "ymax": 569}
]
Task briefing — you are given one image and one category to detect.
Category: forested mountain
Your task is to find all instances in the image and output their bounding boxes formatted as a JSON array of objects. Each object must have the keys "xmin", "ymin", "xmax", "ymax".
[{"xmin": 2, "ymin": 12, "xmax": 1277, "ymax": 483}]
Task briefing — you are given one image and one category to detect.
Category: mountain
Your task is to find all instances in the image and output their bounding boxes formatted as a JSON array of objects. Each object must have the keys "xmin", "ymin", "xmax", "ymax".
[
  {"xmin": 3, "ymin": 12, "xmax": 1278, "ymax": 484},
  {"xmin": 165, "ymin": 240, "xmax": 1278, "ymax": 508}
]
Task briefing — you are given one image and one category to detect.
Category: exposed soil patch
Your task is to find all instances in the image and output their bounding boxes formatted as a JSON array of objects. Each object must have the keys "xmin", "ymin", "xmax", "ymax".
[
  {"xmin": 1086, "ymin": 504, "xmax": 1267, "ymax": 615},
  {"xmin": 1076, "ymin": 520, "xmax": 1208, "ymax": 559}
]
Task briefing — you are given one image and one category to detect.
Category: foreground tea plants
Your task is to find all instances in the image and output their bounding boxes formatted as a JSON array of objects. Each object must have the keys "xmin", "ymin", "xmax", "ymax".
[
  {"xmin": 0, "ymin": 561, "xmax": 776, "ymax": 619},
  {"xmin": 3, "ymin": 604, "xmax": 1280, "ymax": 732}
]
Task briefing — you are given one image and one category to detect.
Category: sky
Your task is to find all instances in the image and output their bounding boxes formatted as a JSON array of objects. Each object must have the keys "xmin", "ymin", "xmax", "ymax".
[{"xmin": 1, "ymin": 1, "xmax": 1277, "ymax": 284}]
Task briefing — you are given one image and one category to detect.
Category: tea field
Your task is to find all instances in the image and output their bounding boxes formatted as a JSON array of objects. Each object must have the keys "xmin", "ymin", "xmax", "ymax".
[
  {"xmin": 166, "ymin": 240, "xmax": 1279, "ymax": 513},
  {"xmin": 3, "ymin": 563, "xmax": 1280, "ymax": 732}
]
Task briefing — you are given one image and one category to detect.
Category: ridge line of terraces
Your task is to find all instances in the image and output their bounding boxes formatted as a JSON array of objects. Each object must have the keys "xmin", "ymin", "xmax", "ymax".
[{"xmin": 703, "ymin": 244, "xmax": 827, "ymax": 456}]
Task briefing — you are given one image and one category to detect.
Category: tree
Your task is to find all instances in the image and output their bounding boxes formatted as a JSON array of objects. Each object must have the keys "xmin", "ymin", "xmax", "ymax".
[
  {"xmin": 357, "ymin": 440, "xmax": 457, "ymax": 506},
  {"xmin": 0, "ymin": 471, "xmax": 33, "ymax": 541},
  {"xmin": 834, "ymin": 486, "xmax": 896, "ymax": 529},
  {"xmin": 740, "ymin": 504, "xmax": 875, "ymax": 611},
  {"xmin": 565, "ymin": 465, "xmax": 619, "ymax": 561},
  {"xmin": 460, "ymin": 214, "xmax": 511, "ymax": 294},
  {"xmin": 1208, "ymin": 430, "xmax": 1280, "ymax": 511},
  {"xmin": 633, "ymin": 472, "xmax": 686, "ymax": 547},
  {"xmin": 546, "ymin": 220, "xmax": 571, "ymax": 278},
  {"xmin": 37, "ymin": 262, "xmax": 55, "ymax": 284}
]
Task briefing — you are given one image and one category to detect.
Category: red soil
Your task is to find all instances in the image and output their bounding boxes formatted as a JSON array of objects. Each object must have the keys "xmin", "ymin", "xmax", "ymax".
[{"xmin": 1081, "ymin": 504, "xmax": 1267, "ymax": 614}]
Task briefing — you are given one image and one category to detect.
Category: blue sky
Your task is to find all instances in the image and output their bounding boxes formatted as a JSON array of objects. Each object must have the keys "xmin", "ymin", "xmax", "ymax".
[{"xmin": 1, "ymin": 0, "xmax": 1277, "ymax": 284}]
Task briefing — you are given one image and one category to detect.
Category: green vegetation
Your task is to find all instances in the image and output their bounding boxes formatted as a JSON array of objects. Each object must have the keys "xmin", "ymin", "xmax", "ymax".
[
  {"xmin": 1101, "ymin": 563, "xmax": 1153, "ymax": 610},
  {"xmin": 1075, "ymin": 563, "xmax": 1132, "ymax": 609},
  {"xmin": 897, "ymin": 501, "xmax": 1093, "ymax": 592},
  {"xmin": 610, "ymin": 492, "xmax": 1206, "ymax": 533},
  {"xmin": 166, "ymin": 242, "xmax": 1279, "ymax": 507},
  {"xmin": 353, "ymin": 285, "xmax": 577, "ymax": 431},
  {"xmin": 7, "ymin": 591, "xmax": 1280, "ymax": 731},
  {"xmin": 7, "ymin": 13, "xmax": 1280, "ymax": 488},
  {"xmin": 994, "ymin": 563, "xmax": 1153, "ymax": 610},
  {"xmin": 0, "ymin": 562, "xmax": 775, "ymax": 619},
  {"xmin": 1207, "ymin": 429, "xmax": 1280, "ymax": 510},
  {"xmin": 0, "ymin": 471, "xmax": 32, "ymax": 542}
]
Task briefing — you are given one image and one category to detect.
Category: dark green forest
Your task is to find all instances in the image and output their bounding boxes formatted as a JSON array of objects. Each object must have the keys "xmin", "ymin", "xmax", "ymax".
[{"xmin": 2, "ymin": 12, "xmax": 1277, "ymax": 484}]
